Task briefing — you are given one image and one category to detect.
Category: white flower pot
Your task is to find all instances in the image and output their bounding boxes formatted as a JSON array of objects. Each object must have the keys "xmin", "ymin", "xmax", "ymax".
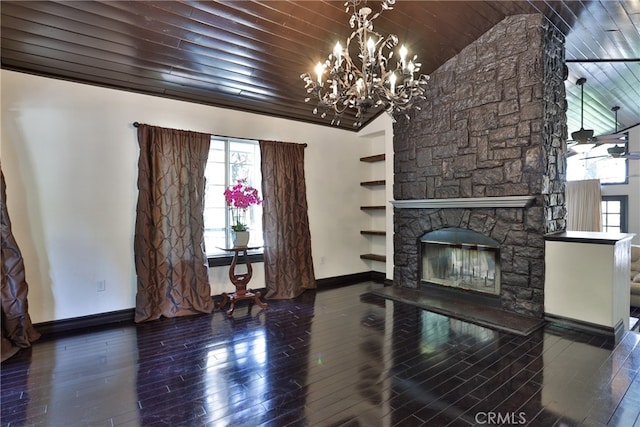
[{"xmin": 232, "ymin": 231, "xmax": 250, "ymax": 247}]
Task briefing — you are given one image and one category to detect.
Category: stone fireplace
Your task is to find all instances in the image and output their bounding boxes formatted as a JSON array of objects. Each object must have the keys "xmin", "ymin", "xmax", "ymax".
[{"xmin": 392, "ymin": 14, "xmax": 567, "ymax": 318}]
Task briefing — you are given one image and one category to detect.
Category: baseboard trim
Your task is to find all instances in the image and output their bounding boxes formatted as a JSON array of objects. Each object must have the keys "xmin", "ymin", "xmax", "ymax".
[
  {"xmin": 35, "ymin": 308, "xmax": 135, "ymax": 339},
  {"xmin": 544, "ymin": 313, "xmax": 624, "ymax": 344},
  {"xmin": 32, "ymin": 271, "xmax": 387, "ymax": 338},
  {"xmin": 316, "ymin": 271, "xmax": 386, "ymax": 288}
]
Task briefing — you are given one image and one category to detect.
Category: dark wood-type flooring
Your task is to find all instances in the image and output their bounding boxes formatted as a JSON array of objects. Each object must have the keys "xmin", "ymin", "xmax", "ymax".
[{"xmin": 2, "ymin": 283, "xmax": 640, "ymax": 426}]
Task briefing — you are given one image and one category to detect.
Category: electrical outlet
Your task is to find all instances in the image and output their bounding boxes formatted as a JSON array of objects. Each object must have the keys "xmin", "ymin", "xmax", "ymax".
[{"xmin": 97, "ymin": 280, "xmax": 106, "ymax": 292}]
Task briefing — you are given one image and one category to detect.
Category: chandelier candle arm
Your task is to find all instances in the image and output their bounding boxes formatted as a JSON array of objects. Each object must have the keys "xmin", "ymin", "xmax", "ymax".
[{"xmin": 300, "ymin": 0, "xmax": 429, "ymax": 128}]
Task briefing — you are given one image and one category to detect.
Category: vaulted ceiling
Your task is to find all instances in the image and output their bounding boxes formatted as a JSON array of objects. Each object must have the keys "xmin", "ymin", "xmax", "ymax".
[{"xmin": 2, "ymin": 1, "xmax": 639, "ymax": 136}]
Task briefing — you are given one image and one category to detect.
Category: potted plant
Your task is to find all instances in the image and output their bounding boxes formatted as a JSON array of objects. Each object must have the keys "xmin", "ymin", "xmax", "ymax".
[{"xmin": 223, "ymin": 179, "xmax": 262, "ymax": 247}]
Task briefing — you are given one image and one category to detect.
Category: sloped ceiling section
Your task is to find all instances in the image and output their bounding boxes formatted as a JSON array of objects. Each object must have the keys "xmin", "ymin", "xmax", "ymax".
[{"xmin": 1, "ymin": 1, "xmax": 639, "ymax": 133}]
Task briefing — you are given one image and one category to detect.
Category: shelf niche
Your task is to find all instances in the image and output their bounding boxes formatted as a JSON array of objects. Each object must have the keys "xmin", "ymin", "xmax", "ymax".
[{"xmin": 360, "ymin": 152, "xmax": 386, "ymax": 265}]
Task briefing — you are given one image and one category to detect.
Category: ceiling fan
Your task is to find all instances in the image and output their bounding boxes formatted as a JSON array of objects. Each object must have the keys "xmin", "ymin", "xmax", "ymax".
[
  {"xmin": 568, "ymin": 77, "xmax": 595, "ymax": 146},
  {"xmin": 608, "ymin": 144, "xmax": 640, "ymax": 160},
  {"xmin": 602, "ymin": 106, "xmax": 640, "ymax": 159},
  {"xmin": 567, "ymin": 102, "xmax": 640, "ymax": 160},
  {"xmin": 569, "ymin": 137, "xmax": 640, "ymax": 161}
]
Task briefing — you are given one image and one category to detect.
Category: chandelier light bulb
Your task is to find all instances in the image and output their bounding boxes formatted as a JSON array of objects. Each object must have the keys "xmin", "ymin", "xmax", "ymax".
[
  {"xmin": 333, "ymin": 42, "xmax": 342, "ymax": 65},
  {"xmin": 315, "ymin": 62, "xmax": 324, "ymax": 84},
  {"xmin": 367, "ymin": 37, "xmax": 376, "ymax": 58},
  {"xmin": 300, "ymin": 0, "xmax": 429, "ymax": 127},
  {"xmin": 399, "ymin": 45, "xmax": 407, "ymax": 68}
]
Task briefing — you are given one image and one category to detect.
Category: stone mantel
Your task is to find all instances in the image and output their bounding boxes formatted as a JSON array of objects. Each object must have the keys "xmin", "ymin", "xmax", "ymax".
[{"xmin": 391, "ymin": 196, "xmax": 536, "ymax": 210}]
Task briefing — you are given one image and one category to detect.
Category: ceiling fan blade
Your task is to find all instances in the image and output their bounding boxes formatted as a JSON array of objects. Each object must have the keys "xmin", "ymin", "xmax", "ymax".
[
  {"xmin": 580, "ymin": 154, "xmax": 609, "ymax": 160},
  {"xmin": 624, "ymin": 152, "xmax": 640, "ymax": 160},
  {"xmin": 593, "ymin": 132, "xmax": 627, "ymax": 144},
  {"xmin": 567, "ymin": 142, "xmax": 596, "ymax": 155}
]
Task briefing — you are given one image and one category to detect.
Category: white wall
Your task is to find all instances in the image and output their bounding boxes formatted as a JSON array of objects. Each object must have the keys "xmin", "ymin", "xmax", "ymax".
[
  {"xmin": 601, "ymin": 124, "xmax": 640, "ymax": 244},
  {"xmin": 1, "ymin": 70, "xmax": 371, "ymax": 323}
]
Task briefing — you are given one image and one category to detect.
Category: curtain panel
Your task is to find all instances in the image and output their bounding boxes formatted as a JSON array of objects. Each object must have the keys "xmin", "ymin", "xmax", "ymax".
[
  {"xmin": 1, "ymin": 167, "xmax": 40, "ymax": 362},
  {"xmin": 260, "ymin": 140, "xmax": 316, "ymax": 299},
  {"xmin": 134, "ymin": 124, "xmax": 214, "ymax": 322},
  {"xmin": 566, "ymin": 179, "xmax": 603, "ymax": 232}
]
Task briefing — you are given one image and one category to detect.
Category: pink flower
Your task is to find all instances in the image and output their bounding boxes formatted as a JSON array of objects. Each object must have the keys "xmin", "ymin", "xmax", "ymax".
[
  {"xmin": 224, "ymin": 179, "xmax": 262, "ymax": 208},
  {"xmin": 224, "ymin": 179, "xmax": 262, "ymax": 231}
]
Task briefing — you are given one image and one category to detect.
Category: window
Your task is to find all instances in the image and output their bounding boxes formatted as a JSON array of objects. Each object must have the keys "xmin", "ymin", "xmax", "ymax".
[
  {"xmin": 204, "ymin": 138, "xmax": 263, "ymax": 257},
  {"xmin": 566, "ymin": 142, "xmax": 628, "ymax": 185},
  {"xmin": 601, "ymin": 195, "xmax": 628, "ymax": 233}
]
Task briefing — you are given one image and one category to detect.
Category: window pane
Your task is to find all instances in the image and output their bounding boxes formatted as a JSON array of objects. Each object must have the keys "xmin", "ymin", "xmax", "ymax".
[
  {"xmin": 208, "ymin": 140, "xmax": 226, "ymax": 162},
  {"xmin": 606, "ymin": 201, "xmax": 620, "ymax": 214},
  {"xmin": 204, "ymin": 138, "xmax": 262, "ymax": 256},
  {"xmin": 567, "ymin": 143, "xmax": 627, "ymax": 184},
  {"xmin": 606, "ymin": 214, "xmax": 620, "ymax": 227},
  {"xmin": 205, "ymin": 184, "xmax": 226, "ymax": 209}
]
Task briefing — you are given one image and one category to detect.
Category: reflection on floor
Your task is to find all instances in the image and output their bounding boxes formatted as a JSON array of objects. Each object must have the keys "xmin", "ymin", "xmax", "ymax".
[
  {"xmin": 369, "ymin": 285, "xmax": 545, "ymax": 336},
  {"xmin": 1, "ymin": 283, "xmax": 639, "ymax": 426},
  {"xmin": 631, "ymin": 306, "xmax": 640, "ymax": 332}
]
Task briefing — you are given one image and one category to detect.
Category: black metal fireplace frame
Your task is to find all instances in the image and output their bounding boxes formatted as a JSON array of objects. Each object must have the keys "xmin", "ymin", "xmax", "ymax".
[{"xmin": 418, "ymin": 227, "xmax": 502, "ymax": 305}]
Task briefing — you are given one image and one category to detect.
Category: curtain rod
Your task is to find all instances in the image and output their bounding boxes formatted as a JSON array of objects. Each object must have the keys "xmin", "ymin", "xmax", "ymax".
[{"xmin": 132, "ymin": 122, "xmax": 307, "ymax": 147}]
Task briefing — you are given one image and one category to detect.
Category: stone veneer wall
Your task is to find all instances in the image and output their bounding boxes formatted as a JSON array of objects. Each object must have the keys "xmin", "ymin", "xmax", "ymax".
[{"xmin": 393, "ymin": 15, "xmax": 567, "ymax": 318}]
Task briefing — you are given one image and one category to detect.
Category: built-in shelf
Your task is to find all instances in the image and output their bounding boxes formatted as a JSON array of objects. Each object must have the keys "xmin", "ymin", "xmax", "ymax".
[
  {"xmin": 360, "ymin": 151, "xmax": 386, "ymax": 269},
  {"xmin": 360, "ymin": 253, "xmax": 386, "ymax": 262},
  {"xmin": 359, "ymin": 154, "xmax": 385, "ymax": 163},
  {"xmin": 360, "ymin": 180, "xmax": 385, "ymax": 187},
  {"xmin": 360, "ymin": 230, "xmax": 386, "ymax": 236}
]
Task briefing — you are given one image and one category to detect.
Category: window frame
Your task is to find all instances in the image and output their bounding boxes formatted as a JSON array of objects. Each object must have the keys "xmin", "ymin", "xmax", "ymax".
[
  {"xmin": 204, "ymin": 137, "xmax": 263, "ymax": 265},
  {"xmin": 601, "ymin": 195, "xmax": 628, "ymax": 233}
]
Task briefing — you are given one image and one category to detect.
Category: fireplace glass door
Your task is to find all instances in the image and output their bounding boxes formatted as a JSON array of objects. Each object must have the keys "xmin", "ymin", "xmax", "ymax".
[{"xmin": 421, "ymin": 228, "xmax": 500, "ymax": 295}]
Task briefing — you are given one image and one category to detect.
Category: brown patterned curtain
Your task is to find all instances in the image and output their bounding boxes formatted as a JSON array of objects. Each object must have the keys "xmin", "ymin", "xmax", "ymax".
[
  {"xmin": 259, "ymin": 140, "xmax": 315, "ymax": 299},
  {"xmin": 1, "ymin": 167, "xmax": 40, "ymax": 362},
  {"xmin": 134, "ymin": 124, "xmax": 214, "ymax": 322}
]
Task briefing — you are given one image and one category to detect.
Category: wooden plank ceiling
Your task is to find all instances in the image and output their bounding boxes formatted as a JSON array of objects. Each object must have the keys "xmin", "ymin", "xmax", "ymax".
[{"xmin": 2, "ymin": 1, "xmax": 639, "ymax": 135}]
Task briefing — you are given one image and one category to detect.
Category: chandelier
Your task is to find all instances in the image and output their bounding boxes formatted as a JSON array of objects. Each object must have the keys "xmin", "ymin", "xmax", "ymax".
[{"xmin": 300, "ymin": 0, "xmax": 429, "ymax": 128}]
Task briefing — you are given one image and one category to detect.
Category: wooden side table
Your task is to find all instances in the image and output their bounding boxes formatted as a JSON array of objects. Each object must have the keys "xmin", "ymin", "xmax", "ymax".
[{"xmin": 216, "ymin": 246, "xmax": 268, "ymax": 316}]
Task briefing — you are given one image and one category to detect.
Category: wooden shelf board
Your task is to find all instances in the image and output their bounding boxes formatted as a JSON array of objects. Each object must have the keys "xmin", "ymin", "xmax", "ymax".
[
  {"xmin": 360, "ymin": 205, "xmax": 386, "ymax": 210},
  {"xmin": 360, "ymin": 253, "xmax": 386, "ymax": 262},
  {"xmin": 360, "ymin": 230, "xmax": 386, "ymax": 236},
  {"xmin": 359, "ymin": 154, "xmax": 385, "ymax": 163},
  {"xmin": 360, "ymin": 180, "xmax": 385, "ymax": 186}
]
